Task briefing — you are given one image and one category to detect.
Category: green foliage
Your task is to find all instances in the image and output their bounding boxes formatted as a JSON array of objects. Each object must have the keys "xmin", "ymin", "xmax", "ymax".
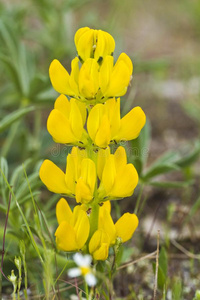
[
  {"xmin": 0, "ymin": 106, "xmax": 34, "ymax": 133},
  {"xmin": 172, "ymin": 278, "xmax": 183, "ymax": 300},
  {"xmin": 193, "ymin": 290, "xmax": 200, "ymax": 300},
  {"xmin": 153, "ymin": 247, "xmax": 168, "ymax": 290}
]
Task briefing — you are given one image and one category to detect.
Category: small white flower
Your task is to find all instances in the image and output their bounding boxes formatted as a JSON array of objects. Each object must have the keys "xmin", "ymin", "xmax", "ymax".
[{"xmin": 68, "ymin": 253, "xmax": 97, "ymax": 287}]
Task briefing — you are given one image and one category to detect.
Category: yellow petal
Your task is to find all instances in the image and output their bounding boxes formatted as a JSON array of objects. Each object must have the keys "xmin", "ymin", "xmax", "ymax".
[
  {"xmin": 113, "ymin": 146, "xmax": 127, "ymax": 173},
  {"xmin": 76, "ymin": 29, "xmax": 94, "ymax": 62},
  {"xmin": 72, "ymin": 207, "xmax": 90, "ymax": 249},
  {"xmin": 87, "ymin": 104, "xmax": 105, "ymax": 142},
  {"xmin": 104, "ymin": 53, "xmax": 133, "ymax": 97},
  {"xmin": 101, "ymin": 200, "xmax": 111, "ymax": 213},
  {"xmin": 47, "ymin": 109, "xmax": 77, "ymax": 144},
  {"xmin": 56, "ymin": 198, "xmax": 72, "ymax": 225},
  {"xmin": 94, "ymin": 114, "xmax": 111, "ymax": 148},
  {"xmin": 49, "ymin": 59, "xmax": 74, "ymax": 95},
  {"xmin": 69, "ymin": 99, "xmax": 84, "ymax": 140},
  {"xmin": 69, "ymin": 57, "xmax": 80, "ymax": 96},
  {"xmin": 99, "ymin": 55, "xmax": 113, "ymax": 94},
  {"xmin": 79, "ymin": 58, "xmax": 99, "ymax": 99},
  {"xmin": 110, "ymin": 164, "xmax": 138, "ymax": 198},
  {"xmin": 94, "ymin": 30, "xmax": 105, "ymax": 61},
  {"xmin": 92, "ymin": 243, "xmax": 109, "ymax": 261},
  {"xmin": 101, "ymin": 155, "xmax": 116, "ymax": 194},
  {"xmin": 117, "ymin": 107, "xmax": 146, "ymax": 141},
  {"xmin": 95, "ymin": 30, "xmax": 115, "ymax": 60},
  {"xmin": 54, "ymin": 94, "xmax": 70, "ymax": 119},
  {"xmin": 97, "ymin": 147, "xmax": 110, "ymax": 180},
  {"xmin": 76, "ymin": 178, "xmax": 93, "ymax": 204},
  {"xmin": 98, "ymin": 209, "xmax": 116, "ymax": 244},
  {"xmin": 55, "ymin": 221, "xmax": 78, "ymax": 251},
  {"xmin": 89, "ymin": 229, "xmax": 109, "ymax": 260},
  {"xmin": 116, "ymin": 53, "xmax": 133, "ymax": 74},
  {"xmin": 75, "ymin": 159, "xmax": 96, "ymax": 203},
  {"xmin": 103, "ymin": 31, "xmax": 115, "ymax": 56},
  {"xmin": 65, "ymin": 153, "xmax": 76, "ymax": 195},
  {"xmin": 115, "ymin": 213, "xmax": 139, "ymax": 243},
  {"xmin": 39, "ymin": 160, "xmax": 70, "ymax": 194},
  {"xmin": 105, "ymin": 98, "xmax": 121, "ymax": 138},
  {"xmin": 75, "ymin": 100, "xmax": 87, "ymax": 125},
  {"xmin": 74, "ymin": 27, "xmax": 91, "ymax": 50}
]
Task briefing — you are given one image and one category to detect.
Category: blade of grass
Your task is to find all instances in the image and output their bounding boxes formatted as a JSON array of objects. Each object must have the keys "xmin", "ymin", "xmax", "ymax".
[{"xmin": 0, "ymin": 167, "xmax": 44, "ymax": 264}]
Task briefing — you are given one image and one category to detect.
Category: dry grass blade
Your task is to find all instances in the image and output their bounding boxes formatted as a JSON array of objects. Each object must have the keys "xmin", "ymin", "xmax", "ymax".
[
  {"xmin": 171, "ymin": 239, "xmax": 200, "ymax": 259},
  {"xmin": 117, "ymin": 250, "xmax": 157, "ymax": 270}
]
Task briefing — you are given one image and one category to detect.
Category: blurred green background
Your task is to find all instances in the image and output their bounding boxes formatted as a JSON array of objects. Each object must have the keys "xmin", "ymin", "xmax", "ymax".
[{"xmin": 0, "ymin": 0, "xmax": 200, "ymax": 299}]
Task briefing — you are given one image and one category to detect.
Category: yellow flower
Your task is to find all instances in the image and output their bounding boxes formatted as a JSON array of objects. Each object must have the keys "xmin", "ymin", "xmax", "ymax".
[
  {"xmin": 74, "ymin": 27, "xmax": 115, "ymax": 62},
  {"xmin": 97, "ymin": 146, "xmax": 138, "ymax": 200},
  {"xmin": 47, "ymin": 94, "xmax": 87, "ymax": 146},
  {"xmin": 39, "ymin": 147, "xmax": 96, "ymax": 204},
  {"xmin": 99, "ymin": 53, "xmax": 133, "ymax": 98},
  {"xmin": 87, "ymin": 97, "xmax": 146, "ymax": 148},
  {"xmin": 89, "ymin": 229, "xmax": 110, "ymax": 261},
  {"xmin": 55, "ymin": 198, "xmax": 90, "ymax": 251},
  {"xmin": 98, "ymin": 206, "xmax": 139, "ymax": 244},
  {"xmin": 49, "ymin": 54, "xmax": 133, "ymax": 103}
]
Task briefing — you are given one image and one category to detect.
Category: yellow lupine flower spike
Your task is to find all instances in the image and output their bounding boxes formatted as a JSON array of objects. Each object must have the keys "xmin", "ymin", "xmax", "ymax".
[
  {"xmin": 87, "ymin": 97, "xmax": 146, "ymax": 147},
  {"xmin": 47, "ymin": 95, "xmax": 87, "ymax": 145},
  {"xmin": 97, "ymin": 146, "xmax": 138, "ymax": 200},
  {"xmin": 74, "ymin": 27, "xmax": 115, "ymax": 62},
  {"xmin": 55, "ymin": 200, "xmax": 90, "ymax": 251}
]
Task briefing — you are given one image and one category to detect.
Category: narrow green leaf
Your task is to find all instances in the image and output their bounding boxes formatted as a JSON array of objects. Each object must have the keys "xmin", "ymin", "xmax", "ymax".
[
  {"xmin": 148, "ymin": 181, "xmax": 192, "ymax": 188},
  {"xmin": 175, "ymin": 142, "xmax": 200, "ymax": 168},
  {"xmin": 159, "ymin": 247, "xmax": 168, "ymax": 278},
  {"xmin": 142, "ymin": 163, "xmax": 180, "ymax": 181},
  {"xmin": 0, "ymin": 106, "xmax": 34, "ymax": 133}
]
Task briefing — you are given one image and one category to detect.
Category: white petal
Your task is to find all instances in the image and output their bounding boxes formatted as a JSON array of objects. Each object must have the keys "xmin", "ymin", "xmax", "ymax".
[
  {"xmin": 68, "ymin": 268, "xmax": 81, "ymax": 278},
  {"xmin": 85, "ymin": 273, "xmax": 97, "ymax": 286},
  {"xmin": 73, "ymin": 253, "xmax": 92, "ymax": 267}
]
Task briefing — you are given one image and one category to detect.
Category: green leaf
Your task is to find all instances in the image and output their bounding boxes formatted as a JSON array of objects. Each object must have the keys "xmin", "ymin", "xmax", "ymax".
[
  {"xmin": 0, "ymin": 157, "xmax": 9, "ymax": 205},
  {"xmin": 0, "ymin": 106, "xmax": 34, "ymax": 133},
  {"xmin": 193, "ymin": 290, "xmax": 200, "ymax": 300},
  {"xmin": 148, "ymin": 181, "xmax": 192, "ymax": 188},
  {"xmin": 142, "ymin": 163, "xmax": 180, "ymax": 181},
  {"xmin": 159, "ymin": 247, "xmax": 168, "ymax": 278},
  {"xmin": 175, "ymin": 141, "xmax": 200, "ymax": 168},
  {"xmin": 10, "ymin": 158, "xmax": 32, "ymax": 189},
  {"xmin": 152, "ymin": 247, "xmax": 168, "ymax": 290},
  {"xmin": 152, "ymin": 263, "xmax": 166, "ymax": 289},
  {"xmin": 172, "ymin": 278, "xmax": 182, "ymax": 300}
]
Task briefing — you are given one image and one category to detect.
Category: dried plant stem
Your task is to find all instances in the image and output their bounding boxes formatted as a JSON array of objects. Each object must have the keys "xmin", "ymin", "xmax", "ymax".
[
  {"xmin": 171, "ymin": 239, "xmax": 200, "ymax": 259},
  {"xmin": 153, "ymin": 230, "xmax": 160, "ymax": 300}
]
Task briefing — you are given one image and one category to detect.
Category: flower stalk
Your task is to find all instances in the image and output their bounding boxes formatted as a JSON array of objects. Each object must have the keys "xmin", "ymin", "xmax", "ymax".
[{"xmin": 40, "ymin": 26, "xmax": 146, "ymax": 289}]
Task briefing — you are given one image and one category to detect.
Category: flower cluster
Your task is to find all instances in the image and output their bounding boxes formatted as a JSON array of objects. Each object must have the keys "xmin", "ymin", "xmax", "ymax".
[{"xmin": 40, "ymin": 27, "xmax": 146, "ymax": 262}]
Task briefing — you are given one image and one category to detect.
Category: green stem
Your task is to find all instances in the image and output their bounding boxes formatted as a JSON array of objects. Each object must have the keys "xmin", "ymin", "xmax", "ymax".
[
  {"xmin": 134, "ymin": 184, "xmax": 144, "ymax": 215},
  {"xmin": 84, "ymin": 280, "xmax": 89, "ymax": 300},
  {"xmin": 89, "ymin": 202, "xmax": 99, "ymax": 239}
]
